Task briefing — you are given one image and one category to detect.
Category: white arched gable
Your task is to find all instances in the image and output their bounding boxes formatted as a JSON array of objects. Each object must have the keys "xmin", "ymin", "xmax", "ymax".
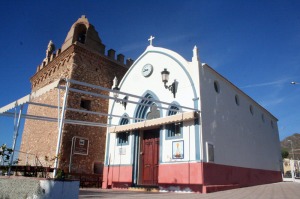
[{"xmin": 115, "ymin": 46, "xmax": 198, "ymax": 114}]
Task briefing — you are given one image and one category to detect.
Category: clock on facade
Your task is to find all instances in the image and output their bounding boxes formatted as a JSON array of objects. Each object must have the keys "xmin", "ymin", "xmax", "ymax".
[{"xmin": 141, "ymin": 64, "xmax": 153, "ymax": 77}]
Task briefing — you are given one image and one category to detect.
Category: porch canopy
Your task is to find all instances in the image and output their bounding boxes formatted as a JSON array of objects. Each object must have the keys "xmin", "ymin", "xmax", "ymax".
[{"xmin": 109, "ymin": 111, "xmax": 199, "ymax": 133}]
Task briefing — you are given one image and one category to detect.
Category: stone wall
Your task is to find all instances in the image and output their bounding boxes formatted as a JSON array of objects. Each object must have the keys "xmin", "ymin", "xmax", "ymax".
[
  {"xmin": 19, "ymin": 43, "xmax": 128, "ymax": 174},
  {"xmin": 18, "ymin": 88, "xmax": 64, "ymax": 167},
  {"xmin": 58, "ymin": 44, "xmax": 127, "ymax": 173},
  {"xmin": 31, "ymin": 46, "xmax": 74, "ymax": 91},
  {"xmin": 18, "ymin": 45, "xmax": 73, "ymax": 167},
  {"xmin": 0, "ymin": 177, "xmax": 79, "ymax": 199}
]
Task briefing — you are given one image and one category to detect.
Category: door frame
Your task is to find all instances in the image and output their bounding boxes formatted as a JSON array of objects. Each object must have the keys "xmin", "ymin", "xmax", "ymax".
[{"xmin": 138, "ymin": 128, "xmax": 160, "ymax": 186}]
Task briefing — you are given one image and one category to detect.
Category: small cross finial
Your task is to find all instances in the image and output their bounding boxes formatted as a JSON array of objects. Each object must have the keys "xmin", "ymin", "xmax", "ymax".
[{"xmin": 148, "ymin": 35, "xmax": 155, "ymax": 46}]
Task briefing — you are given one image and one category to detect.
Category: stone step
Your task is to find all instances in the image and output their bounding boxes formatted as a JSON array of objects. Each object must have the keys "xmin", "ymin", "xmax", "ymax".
[{"xmin": 128, "ymin": 186, "xmax": 160, "ymax": 192}]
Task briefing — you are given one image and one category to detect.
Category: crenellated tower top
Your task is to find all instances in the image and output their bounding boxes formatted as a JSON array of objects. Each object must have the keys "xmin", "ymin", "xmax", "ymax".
[
  {"xmin": 61, "ymin": 15, "xmax": 105, "ymax": 53},
  {"xmin": 32, "ymin": 16, "xmax": 134, "ymax": 90}
]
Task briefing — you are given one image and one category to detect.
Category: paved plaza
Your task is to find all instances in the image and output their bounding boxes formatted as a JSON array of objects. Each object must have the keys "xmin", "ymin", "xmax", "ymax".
[{"xmin": 79, "ymin": 182, "xmax": 300, "ymax": 199}]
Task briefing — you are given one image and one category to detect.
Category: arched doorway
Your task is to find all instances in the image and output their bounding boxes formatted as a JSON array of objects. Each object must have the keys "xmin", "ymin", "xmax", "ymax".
[{"xmin": 133, "ymin": 93, "xmax": 161, "ymax": 186}]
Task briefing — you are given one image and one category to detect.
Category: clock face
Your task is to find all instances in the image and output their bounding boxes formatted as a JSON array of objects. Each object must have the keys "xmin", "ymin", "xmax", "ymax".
[{"xmin": 141, "ymin": 64, "xmax": 153, "ymax": 77}]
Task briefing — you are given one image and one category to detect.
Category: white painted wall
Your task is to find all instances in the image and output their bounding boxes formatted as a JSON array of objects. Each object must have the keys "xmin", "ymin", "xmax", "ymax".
[
  {"xmin": 106, "ymin": 46, "xmax": 201, "ymax": 166},
  {"xmin": 161, "ymin": 119, "xmax": 197, "ymax": 163},
  {"xmin": 105, "ymin": 45, "xmax": 281, "ymax": 173},
  {"xmin": 199, "ymin": 64, "xmax": 281, "ymax": 171}
]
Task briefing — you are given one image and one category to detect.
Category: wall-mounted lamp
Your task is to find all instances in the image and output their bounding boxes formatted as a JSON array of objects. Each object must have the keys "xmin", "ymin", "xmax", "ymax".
[
  {"xmin": 161, "ymin": 68, "xmax": 177, "ymax": 98},
  {"xmin": 112, "ymin": 76, "xmax": 128, "ymax": 110}
]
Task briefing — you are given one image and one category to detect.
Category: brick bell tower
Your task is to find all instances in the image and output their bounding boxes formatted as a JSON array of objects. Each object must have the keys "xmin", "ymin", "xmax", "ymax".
[{"xmin": 19, "ymin": 16, "xmax": 131, "ymax": 174}]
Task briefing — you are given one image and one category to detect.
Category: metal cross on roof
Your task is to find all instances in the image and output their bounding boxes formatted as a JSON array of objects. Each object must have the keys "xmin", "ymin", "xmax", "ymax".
[{"xmin": 148, "ymin": 35, "xmax": 155, "ymax": 46}]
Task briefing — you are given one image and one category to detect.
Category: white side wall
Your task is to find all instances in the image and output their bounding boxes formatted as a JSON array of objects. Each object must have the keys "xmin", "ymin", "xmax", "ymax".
[
  {"xmin": 199, "ymin": 64, "xmax": 281, "ymax": 171},
  {"xmin": 104, "ymin": 45, "xmax": 281, "ymax": 173}
]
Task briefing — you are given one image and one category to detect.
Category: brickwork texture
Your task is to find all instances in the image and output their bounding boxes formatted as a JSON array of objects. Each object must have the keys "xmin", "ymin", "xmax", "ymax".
[{"xmin": 19, "ymin": 16, "xmax": 129, "ymax": 174}]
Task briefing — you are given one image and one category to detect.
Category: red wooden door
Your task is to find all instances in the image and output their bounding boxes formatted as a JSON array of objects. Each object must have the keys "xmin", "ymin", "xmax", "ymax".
[{"xmin": 142, "ymin": 129, "xmax": 159, "ymax": 185}]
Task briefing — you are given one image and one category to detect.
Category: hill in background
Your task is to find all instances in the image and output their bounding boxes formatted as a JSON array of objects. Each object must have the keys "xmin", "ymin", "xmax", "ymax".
[{"xmin": 281, "ymin": 133, "xmax": 300, "ymax": 160}]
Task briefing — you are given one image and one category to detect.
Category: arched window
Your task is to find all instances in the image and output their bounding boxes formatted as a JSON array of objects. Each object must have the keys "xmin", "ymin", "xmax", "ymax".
[
  {"xmin": 117, "ymin": 116, "xmax": 129, "ymax": 146},
  {"xmin": 135, "ymin": 93, "xmax": 154, "ymax": 122},
  {"xmin": 166, "ymin": 105, "xmax": 183, "ymax": 139},
  {"xmin": 73, "ymin": 24, "xmax": 87, "ymax": 44},
  {"xmin": 78, "ymin": 31, "xmax": 86, "ymax": 44}
]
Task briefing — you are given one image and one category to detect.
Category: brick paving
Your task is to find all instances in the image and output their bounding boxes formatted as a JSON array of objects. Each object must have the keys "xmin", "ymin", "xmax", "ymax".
[{"xmin": 79, "ymin": 182, "xmax": 300, "ymax": 199}]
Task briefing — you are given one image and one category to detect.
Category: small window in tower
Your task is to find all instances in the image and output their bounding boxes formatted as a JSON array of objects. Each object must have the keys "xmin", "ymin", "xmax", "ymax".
[{"xmin": 80, "ymin": 99, "xmax": 91, "ymax": 110}]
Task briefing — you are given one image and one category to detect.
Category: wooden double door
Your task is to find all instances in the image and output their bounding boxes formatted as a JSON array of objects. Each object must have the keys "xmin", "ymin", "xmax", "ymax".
[{"xmin": 141, "ymin": 129, "xmax": 160, "ymax": 185}]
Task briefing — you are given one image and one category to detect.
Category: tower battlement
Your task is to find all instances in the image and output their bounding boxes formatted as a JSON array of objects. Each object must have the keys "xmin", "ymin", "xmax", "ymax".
[
  {"xmin": 36, "ymin": 44, "xmax": 133, "ymax": 74},
  {"xmin": 20, "ymin": 16, "xmax": 129, "ymax": 174},
  {"xmin": 33, "ymin": 15, "xmax": 134, "ymax": 90}
]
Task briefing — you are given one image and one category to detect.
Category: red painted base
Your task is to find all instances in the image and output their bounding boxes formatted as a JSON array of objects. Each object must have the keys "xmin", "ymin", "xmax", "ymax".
[
  {"xmin": 102, "ymin": 162, "xmax": 282, "ymax": 193},
  {"xmin": 203, "ymin": 162, "xmax": 282, "ymax": 187},
  {"xmin": 102, "ymin": 165, "xmax": 133, "ymax": 189}
]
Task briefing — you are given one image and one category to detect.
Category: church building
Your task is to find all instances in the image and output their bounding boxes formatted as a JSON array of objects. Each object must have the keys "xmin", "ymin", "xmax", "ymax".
[
  {"xmin": 0, "ymin": 16, "xmax": 282, "ymax": 193},
  {"xmin": 102, "ymin": 40, "xmax": 282, "ymax": 193}
]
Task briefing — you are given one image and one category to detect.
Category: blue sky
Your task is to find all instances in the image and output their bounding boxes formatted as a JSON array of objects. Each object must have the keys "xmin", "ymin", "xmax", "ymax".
[{"xmin": 0, "ymin": 0, "xmax": 300, "ymax": 151}]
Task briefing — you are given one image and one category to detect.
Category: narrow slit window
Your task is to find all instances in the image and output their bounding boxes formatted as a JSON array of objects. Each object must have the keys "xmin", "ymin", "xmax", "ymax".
[{"xmin": 214, "ymin": 81, "xmax": 220, "ymax": 93}]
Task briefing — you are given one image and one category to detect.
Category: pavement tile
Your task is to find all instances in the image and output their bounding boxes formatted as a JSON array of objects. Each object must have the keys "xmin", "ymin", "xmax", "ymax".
[{"xmin": 79, "ymin": 182, "xmax": 300, "ymax": 199}]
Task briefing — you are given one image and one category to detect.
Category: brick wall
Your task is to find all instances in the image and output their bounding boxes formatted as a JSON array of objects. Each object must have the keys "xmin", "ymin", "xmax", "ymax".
[{"xmin": 19, "ymin": 44, "xmax": 128, "ymax": 174}]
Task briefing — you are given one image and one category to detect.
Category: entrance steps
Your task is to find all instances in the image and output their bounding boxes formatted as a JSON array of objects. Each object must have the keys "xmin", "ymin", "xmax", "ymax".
[
  {"xmin": 128, "ymin": 186, "xmax": 159, "ymax": 192},
  {"xmin": 114, "ymin": 184, "xmax": 240, "ymax": 193}
]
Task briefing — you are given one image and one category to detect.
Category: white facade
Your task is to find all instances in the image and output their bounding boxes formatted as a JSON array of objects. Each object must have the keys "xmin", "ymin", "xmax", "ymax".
[
  {"xmin": 102, "ymin": 44, "xmax": 282, "ymax": 191},
  {"xmin": 105, "ymin": 45, "xmax": 201, "ymax": 163}
]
